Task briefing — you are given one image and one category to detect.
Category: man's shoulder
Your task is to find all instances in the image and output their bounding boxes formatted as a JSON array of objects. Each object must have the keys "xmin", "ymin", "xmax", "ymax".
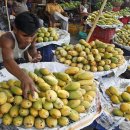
[
  {"xmin": 0, "ymin": 32, "xmax": 12, "ymax": 40},
  {"xmin": 0, "ymin": 32, "xmax": 14, "ymax": 47}
]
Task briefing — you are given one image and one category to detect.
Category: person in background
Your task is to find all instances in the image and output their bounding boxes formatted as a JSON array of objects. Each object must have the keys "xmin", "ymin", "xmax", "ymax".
[
  {"xmin": 121, "ymin": 0, "xmax": 130, "ymax": 9},
  {"xmin": 90, "ymin": 0, "xmax": 99, "ymax": 11},
  {"xmin": 7, "ymin": 0, "xmax": 13, "ymax": 15},
  {"xmin": 45, "ymin": 0, "xmax": 69, "ymax": 31},
  {"xmin": 79, "ymin": 0, "xmax": 91, "ymax": 32},
  {"xmin": 37, "ymin": 9, "xmax": 44, "ymax": 27},
  {"xmin": 79, "ymin": 0, "xmax": 90, "ymax": 21},
  {"xmin": 0, "ymin": 12, "xmax": 41, "ymax": 98},
  {"xmin": 12, "ymin": 0, "xmax": 28, "ymax": 16}
]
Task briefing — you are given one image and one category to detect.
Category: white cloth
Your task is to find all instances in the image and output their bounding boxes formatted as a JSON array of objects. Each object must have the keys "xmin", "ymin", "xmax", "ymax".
[
  {"xmin": 52, "ymin": 12, "xmax": 68, "ymax": 31},
  {"xmin": 0, "ymin": 31, "xmax": 31, "ymax": 63},
  {"xmin": 80, "ymin": 5, "xmax": 88, "ymax": 13}
]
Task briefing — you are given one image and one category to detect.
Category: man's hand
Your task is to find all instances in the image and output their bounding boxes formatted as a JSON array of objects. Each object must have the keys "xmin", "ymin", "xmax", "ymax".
[
  {"xmin": 21, "ymin": 76, "xmax": 39, "ymax": 99},
  {"xmin": 31, "ymin": 51, "xmax": 42, "ymax": 63}
]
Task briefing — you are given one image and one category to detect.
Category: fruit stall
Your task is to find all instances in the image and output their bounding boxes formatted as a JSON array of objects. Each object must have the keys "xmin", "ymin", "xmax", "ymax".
[{"xmin": 0, "ymin": 0, "xmax": 130, "ymax": 130}]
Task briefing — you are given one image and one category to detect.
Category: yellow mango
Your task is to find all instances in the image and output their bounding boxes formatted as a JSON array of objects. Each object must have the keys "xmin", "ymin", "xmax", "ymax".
[
  {"xmin": 10, "ymin": 86, "xmax": 22, "ymax": 95},
  {"xmin": 2, "ymin": 114, "xmax": 12, "ymax": 125},
  {"xmin": 13, "ymin": 116, "xmax": 23, "ymax": 127},
  {"xmin": 0, "ymin": 103, "xmax": 12, "ymax": 114},
  {"xmin": 58, "ymin": 117, "xmax": 69, "ymax": 126},
  {"xmin": 43, "ymin": 75, "xmax": 58, "ymax": 86},
  {"xmin": 24, "ymin": 115, "xmax": 35, "ymax": 128},
  {"xmin": 9, "ymin": 105, "xmax": 19, "ymax": 117},
  {"xmin": 64, "ymin": 82, "xmax": 80, "ymax": 91},
  {"xmin": 34, "ymin": 117, "xmax": 45, "ymax": 129},
  {"xmin": 68, "ymin": 90, "xmax": 82, "ymax": 100},
  {"xmin": 65, "ymin": 67, "xmax": 79, "ymax": 75},
  {"xmin": 46, "ymin": 116, "xmax": 57, "ymax": 128},
  {"xmin": 68, "ymin": 100, "xmax": 81, "ymax": 109}
]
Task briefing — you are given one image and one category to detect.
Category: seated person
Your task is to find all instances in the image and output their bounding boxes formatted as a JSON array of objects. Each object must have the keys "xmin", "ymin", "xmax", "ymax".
[
  {"xmin": 79, "ymin": 0, "xmax": 91, "ymax": 32},
  {"xmin": 37, "ymin": 9, "xmax": 44, "ymax": 27},
  {"xmin": 45, "ymin": 0, "xmax": 68, "ymax": 31}
]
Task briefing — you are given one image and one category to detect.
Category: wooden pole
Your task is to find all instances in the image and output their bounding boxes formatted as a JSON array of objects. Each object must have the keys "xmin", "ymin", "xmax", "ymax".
[
  {"xmin": 86, "ymin": 0, "xmax": 108, "ymax": 42},
  {"xmin": 5, "ymin": 0, "xmax": 11, "ymax": 31}
]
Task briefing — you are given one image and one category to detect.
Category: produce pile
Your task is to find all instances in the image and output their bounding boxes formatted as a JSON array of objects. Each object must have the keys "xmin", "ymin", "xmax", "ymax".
[
  {"xmin": 114, "ymin": 25, "xmax": 130, "ymax": 46},
  {"xmin": 55, "ymin": 39, "xmax": 125, "ymax": 72},
  {"xmin": 105, "ymin": 86, "xmax": 130, "ymax": 120},
  {"xmin": 36, "ymin": 27, "xmax": 59, "ymax": 43},
  {"xmin": 95, "ymin": 2, "xmax": 113, "ymax": 11},
  {"xmin": 86, "ymin": 11, "xmax": 121, "ymax": 26},
  {"xmin": 117, "ymin": 8, "xmax": 130, "ymax": 17},
  {"xmin": 0, "ymin": 67, "xmax": 96, "ymax": 129},
  {"xmin": 60, "ymin": 1, "xmax": 80, "ymax": 10}
]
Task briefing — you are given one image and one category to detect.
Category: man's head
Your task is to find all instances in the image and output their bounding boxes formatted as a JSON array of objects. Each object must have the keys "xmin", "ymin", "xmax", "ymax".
[
  {"xmin": 82, "ymin": 0, "xmax": 87, "ymax": 4},
  {"xmin": 14, "ymin": 11, "xmax": 40, "ymax": 35},
  {"xmin": 14, "ymin": 12, "xmax": 40, "ymax": 48}
]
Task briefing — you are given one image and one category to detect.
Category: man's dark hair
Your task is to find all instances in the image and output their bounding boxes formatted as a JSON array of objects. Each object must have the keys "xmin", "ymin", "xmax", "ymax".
[{"xmin": 14, "ymin": 12, "xmax": 40, "ymax": 35}]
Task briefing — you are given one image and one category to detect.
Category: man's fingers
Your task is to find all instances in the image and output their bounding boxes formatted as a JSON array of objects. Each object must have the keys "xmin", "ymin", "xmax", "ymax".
[
  {"xmin": 33, "ymin": 85, "xmax": 40, "ymax": 93},
  {"xmin": 23, "ymin": 85, "xmax": 28, "ymax": 99},
  {"xmin": 37, "ymin": 51, "xmax": 41, "ymax": 54},
  {"xmin": 30, "ymin": 87, "xmax": 35, "ymax": 98}
]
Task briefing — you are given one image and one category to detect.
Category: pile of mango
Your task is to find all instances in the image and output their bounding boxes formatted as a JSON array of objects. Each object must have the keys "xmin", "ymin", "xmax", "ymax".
[
  {"xmin": 55, "ymin": 39, "xmax": 125, "ymax": 72},
  {"xmin": 106, "ymin": 86, "xmax": 130, "ymax": 120},
  {"xmin": 117, "ymin": 8, "xmax": 130, "ymax": 17},
  {"xmin": 36, "ymin": 27, "xmax": 59, "ymax": 43},
  {"xmin": 60, "ymin": 1, "xmax": 80, "ymax": 10},
  {"xmin": 86, "ymin": 11, "xmax": 121, "ymax": 26},
  {"xmin": 114, "ymin": 25, "xmax": 130, "ymax": 46},
  {"xmin": 0, "ymin": 67, "xmax": 96, "ymax": 129}
]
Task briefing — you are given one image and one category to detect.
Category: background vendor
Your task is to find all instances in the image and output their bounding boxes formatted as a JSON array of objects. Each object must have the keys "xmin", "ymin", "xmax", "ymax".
[
  {"xmin": 0, "ymin": 12, "xmax": 41, "ymax": 98},
  {"xmin": 45, "ymin": 0, "xmax": 69, "ymax": 31}
]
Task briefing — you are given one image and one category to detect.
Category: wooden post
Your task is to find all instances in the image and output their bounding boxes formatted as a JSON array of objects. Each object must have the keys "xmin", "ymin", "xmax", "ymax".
[
  {"xmin": 86, "ymin": 0, "xmax": 108, "ymax": 43},
  {"xmin": 4, "ymin": 0, "xmax": 11, "ymax": 31}
]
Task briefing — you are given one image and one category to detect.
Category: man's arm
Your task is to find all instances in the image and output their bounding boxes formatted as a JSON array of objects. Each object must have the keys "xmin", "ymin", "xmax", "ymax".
[{"xmin": 27, "ymin": 42, "xmax": 42, "ymax": 63}]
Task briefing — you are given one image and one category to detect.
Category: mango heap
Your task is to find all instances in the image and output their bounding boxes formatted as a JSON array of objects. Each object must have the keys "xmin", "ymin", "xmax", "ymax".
[
  {"xmin": 55, "ymin": 39, "xmax": 125, "ymax": 72},
  {"xmin": 36, "ymin": 27, "xmax": 59, "ymax": 43},
  {"xmin": 0, "ymin": 67, "xmax": 96, "ymax": 128},
  {"xmin": 114, "ymin": 25, "xmax": 130, "ymax": 46},
  {"xmin": 60, "ymin": 1, "xmax": 80, "ymax": 9},
  {"xmin": 86, "ymin": 11, "xmax": 121, "ymax": 26},
  {"xmin": 105, "ymin": 86, "xmax": 130, "ymax": 120},
  {"xmin": 116, "ymin": 8, "xmax": 130, "ymax": 17}
]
